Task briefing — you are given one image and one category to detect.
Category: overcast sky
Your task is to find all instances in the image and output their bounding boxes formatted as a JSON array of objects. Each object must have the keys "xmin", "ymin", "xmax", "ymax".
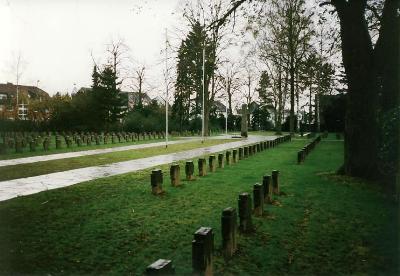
[{"xmin": 0, "ymin": 0, "xmax": 182, "ymax": 95}]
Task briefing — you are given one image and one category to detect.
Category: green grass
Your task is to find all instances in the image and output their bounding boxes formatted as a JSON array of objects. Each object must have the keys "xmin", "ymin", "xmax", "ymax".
[
  {"xmin": 0, "ymin": 136, "xmax": 181, "ymax": 160},
  {"xmin": 0, "ymin": 139, "xmax": 397, "ymax": 275},
  {"xmin": 0, "ymin": 139, "xmax": 232, "ymax": 181}
]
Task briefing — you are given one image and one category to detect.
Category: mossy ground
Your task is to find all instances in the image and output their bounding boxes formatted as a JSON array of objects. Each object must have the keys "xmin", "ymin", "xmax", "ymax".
[{"xmin": 0, "ymin": 137, "xmax": 397, "ymax": 275}]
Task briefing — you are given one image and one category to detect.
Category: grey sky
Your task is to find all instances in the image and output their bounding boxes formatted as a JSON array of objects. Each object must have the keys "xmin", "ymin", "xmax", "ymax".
[{"xmin": 0, "ymin": 0, "xmax": 181, "ymax": 95}]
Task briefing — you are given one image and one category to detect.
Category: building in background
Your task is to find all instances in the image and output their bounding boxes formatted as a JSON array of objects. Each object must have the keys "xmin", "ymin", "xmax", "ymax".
[{"xmin": 0, "ymin": 83, "xmax": 50, "ymax": 120}]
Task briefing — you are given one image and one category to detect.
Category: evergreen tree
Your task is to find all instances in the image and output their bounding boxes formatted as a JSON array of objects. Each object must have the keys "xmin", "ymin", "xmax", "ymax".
[
  {"xmin": 98, "ymin": 66, "xmax": 125, "ymax": 126},
  {"xmin": 173, "ymin": 21, "xmax": 216, "ymax": 132}
]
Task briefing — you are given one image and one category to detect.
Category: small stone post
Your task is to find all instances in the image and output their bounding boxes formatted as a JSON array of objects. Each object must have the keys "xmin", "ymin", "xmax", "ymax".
[
  {"xmin": 225, "ymin": 151, "xmax": 231, "ymax": 165},
  {"xmin": 14, "ymin": 139, "xmax": 22, "ymax": 153},
  {"xmin": 238, "ymin": 193, "xmax": 253, "ymax": 233},
  {"xmin": 198, "ymin": 158, "xmax": 207, "ymax": 176},
  {"xmin": 209, "ymin": 155, "xmax": 216, "ymax": 172},
  {"xmin": 297, "ymin": 151, "xmax": 303, "ymax": 164},
  {"xmin": 232, "ymin": 149, "xmax": 238, "ymax": 163},
  {"xmin": 145, "ymin": 259, "xmax": 175, "ymax": 275},
  {"xmin": 272, "ymin": 170, "xmax": 280, "ymax": 195},
  {"xmin": 221, "ymin": 207, "xmax": 237, "ymax": 259},
  {"xmin": 170, "ymin": 164, "xmax": 180, "ymax": 187},
  {"xmin": 66, "ymin": 136, "xmax": 72, "ymax": 148},
  {"xmin": 56, "ymin": 137, "xmax": 62, "ymax": 149},
  {"xmin": 244, "ymin": 146, "xmax": 249, "ymax": 158},
  {"xmin": 218, "ymin": 153, "xmax": 224, "ymax": 169},
  {"xmin": 29, "ymin": 140, "xmax": 36, "ymax": 152},
  {"xmin": 192, "ymin": 227, "xmax": 214, "ymax": 276},
  {"xmin": 150, "ymin": 169, "xmax": 164, "ymax": 195},
  {"xmin": 95, "ymin": 135, "xmax": 100, "ymax": 145},
  {"xmin": 262, "ymin": 175, "xmax": 273, "ymax": 203},
  {"xmin": 77, "ymin": 137, "xmax": 82, "ymax": 147},
  {"xmin": 43, "ymin": 138, "xmax": 50, "ymax": 151},
  {"xmin": 238, "ymin": 148, "xmax": 243, "ymax": 160},
  {"xmin": 253, "ymin": 183, "xmax": 264, "ymax": 216},
  {"xmin": 185, "ymin": 161, "xmax": 195, "ymax": 180}
]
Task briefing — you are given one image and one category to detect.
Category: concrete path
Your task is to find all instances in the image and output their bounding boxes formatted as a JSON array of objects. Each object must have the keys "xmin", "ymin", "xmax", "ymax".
[
  {"xmin": 0, "ymin": 138, "xmax": 201, "ymax": 168},
  {"xmin": 0, "ymin": 135, "xmax": 278, "ymax": 202}
]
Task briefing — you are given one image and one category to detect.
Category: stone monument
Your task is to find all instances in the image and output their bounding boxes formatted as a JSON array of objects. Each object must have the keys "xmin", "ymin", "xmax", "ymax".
[{"xmin": 241, "ymin": 104, "xmax": 248, "ymax": 137}]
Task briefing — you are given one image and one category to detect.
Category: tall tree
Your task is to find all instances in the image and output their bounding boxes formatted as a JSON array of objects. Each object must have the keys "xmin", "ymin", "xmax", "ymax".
[
  {"xmin": 173, "ymin": 21, "xmax": 216, "ymax": 133},
  {"xmin": 327, "ymin": 0, "xmax": 399, "ymax": 180},
  {"xmin": 213, "ymin": 0, "xmax": 399, "ymax": 182}
]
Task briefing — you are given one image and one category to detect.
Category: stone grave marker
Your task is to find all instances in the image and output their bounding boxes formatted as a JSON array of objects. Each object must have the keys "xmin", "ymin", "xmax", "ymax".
[
  {"xmin": 262, "ymin": 175, "xmax": 273, "ymax": 204},
  {"xmin": 185, "ymin": 161, "xmax": 195, "ymax": 180},
  {"xmin": 170, "ymin": 164, "xmax": 181, "ymax": 187},
  {"xmin": 253, "ymin": 183, "xmax": 264, "ymax": 216},
  {"xmin": 272, "ymin": 170, "xmax": 280, "ymax": 195},
  {"xmin": 238, "ymin": 192, "xmax": 253, "ymax": 233},
  {"xmin": 218, "ymin": 153, "xmax": 224, "ymax": 169},
  {"xmin": 209, "ymin": 155, "xmax": 216, "ymax": 172},
  {"xmin": 192, "ymin": 227, "xmax": 214, "ymax": 276},
  {"xmin": 145, "ymin": 259, "xmax": 175, "ymax": 275},
  {"xmin": 198, "ymin": 158, "xmax": 207, "ymax": 176},
  {"xmin": 221, "ymin": 207, "xmax": 237, "ymax": 259},
  {"xmin": 151, "ymin": 169, "xmax": 164, "ymax": 195}
]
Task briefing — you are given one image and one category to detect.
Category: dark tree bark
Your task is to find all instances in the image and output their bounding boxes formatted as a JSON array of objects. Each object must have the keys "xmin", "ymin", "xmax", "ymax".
[
  {"xmin": 374, "ymin": 0, "xmax": 400, "ymax": 112},
  {"xmin": 333, "ymin": 0, "xmax": 379, "ymax": 179}
]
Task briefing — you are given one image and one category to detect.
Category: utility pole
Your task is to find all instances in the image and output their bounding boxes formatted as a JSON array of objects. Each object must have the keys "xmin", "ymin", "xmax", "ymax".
[
  {"xmin": 202, "ymin": 47, "xmax": 205, "ymax": 143},
  {"xmin": 225, "ymin": 99, "xmax": 228, "ymax": 135},
  {"xmin": 165, "ymin": 28, "xmax": 169, "ymax": 148}
]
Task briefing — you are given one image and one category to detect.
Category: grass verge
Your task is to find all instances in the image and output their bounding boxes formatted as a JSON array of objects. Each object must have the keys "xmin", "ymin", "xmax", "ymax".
[
  {"xmin": 0, "ymin": 139, "xmax": 397, "ymax": 275},
  {"xmin": 0, "ymin": 137, "xmax": 181, "ymax": 160},
  {"xmin": 0, "ymin": 139, "xmax": 232, "ymax": 181}
]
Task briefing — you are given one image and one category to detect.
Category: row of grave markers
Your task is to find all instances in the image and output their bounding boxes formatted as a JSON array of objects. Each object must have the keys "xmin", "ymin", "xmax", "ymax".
[
  {"xmin": 0, "ymin": 131, "xmax": 167, "ymax": 155},
  {"xmin": 297, "ymin": 135, "xmax": 322, "ymax": 164},
  {"xmin": 145, "ymin": 134, "xmax": 291, "ymax": 275}
]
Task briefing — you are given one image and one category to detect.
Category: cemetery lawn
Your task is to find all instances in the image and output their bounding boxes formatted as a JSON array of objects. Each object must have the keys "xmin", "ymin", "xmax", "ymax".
[
  {"xmin": 0, "ymin": 138, "xmax": 398, "ymax": 275},
  {"xmin": 0, "ymin": 136, "xmax": 180, "ymax": 160},
  {"xmin": 0, "ymin": 139, "xmax": 232, "ymax": 181}
]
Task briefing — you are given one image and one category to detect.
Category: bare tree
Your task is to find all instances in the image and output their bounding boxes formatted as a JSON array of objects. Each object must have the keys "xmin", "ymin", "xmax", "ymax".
[
  {"xmin": 216, "ymin": 61, "xmax": 241, "ymax": 115},
  {"xmin": 180, "ymin": 0, "xmax": 238, "ymax": 135},
  {"xmin": 6, "ymin": 51, "xmax": 27, "ymax": 119},
  {"xmin": 105, "ymin": 37, "xmax": 131, "ymax": 88}
]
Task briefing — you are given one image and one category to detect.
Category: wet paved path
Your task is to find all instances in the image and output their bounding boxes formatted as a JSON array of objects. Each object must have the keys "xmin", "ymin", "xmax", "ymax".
[
  {"xmin": 0, "ymin": 139, "xmax": 198, "ymax": 168},
  {"xmin": 0, "ymin": 135, "xmax": 278, "ymax": 202}
]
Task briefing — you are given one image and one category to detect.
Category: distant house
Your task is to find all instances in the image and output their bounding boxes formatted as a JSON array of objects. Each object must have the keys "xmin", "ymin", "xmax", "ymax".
[
  {"xmin": 77, "ymin": 87, "xmax": 153, "ymax": 111},
  {"xmin": 0, "ymin": 82, "xmax": 50, "ymax": 120},
  {"xmin": 212, "ymin": 100, "xmax": 227, "ymax": 115},
  {"xmin": 121, "ymin": 91, "xmax": 152, "ymax": 109}
]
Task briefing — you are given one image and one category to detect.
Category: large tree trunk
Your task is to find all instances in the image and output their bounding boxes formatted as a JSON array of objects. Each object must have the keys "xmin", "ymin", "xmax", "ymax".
[
  {"xmin": 289, "ymin": 55, "xmax": 295, "ymax": 136},
  {"xmin": 374, "ymin": 0, "xmax": 400, "ymax": 112},
  {"xmin": 276, "ymin": 69, "xmax": 283, "ymax": 134},
  {"xmin": 373, "ymin": 0, "xmax": 400, "ymax": 183},
  {"xmin": 315, "ymin": 93, "xmax": 320, "ymax": 132},
  {"xmin": 295, "ymin": 70, "xmax": 300, "ymax": 132},
  {"xmin": 204, "ymin": 103, "xmax": 210, "ymax": 136},
  {"xmin": 309, "ymin": 84, "xmax": 312, "ymax": 128},
  {"xmin": 334, "ymin": 1, "xmax": 379, "ymax": 179}
]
